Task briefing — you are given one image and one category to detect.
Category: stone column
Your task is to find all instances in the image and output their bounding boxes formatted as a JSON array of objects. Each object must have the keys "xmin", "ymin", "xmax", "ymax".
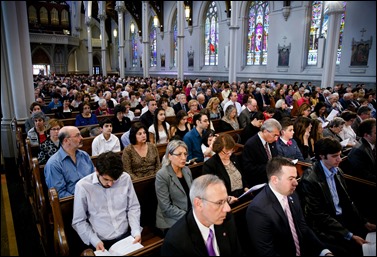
[
  {"xmin": 321, "ymin": 2, "xmax": 343, "ymax": 88},
  {"xmin": 177, "ymin": 1, "xmax": 184, "ymax": 80},
  {"xmin": 86, "ymin": 17, "xmax": 93, "ymax": 76},
  {"xmin": 98, "ymin": 13, "xmax": 107, "ymax": 77},
  {"xmin": 115, "ymin": 1, "xmax": 126, "ymax": 78},
  {"xmin": 229, "ymin": 1, "xmax": 240, "ymax": 84},
  {"xmin": 1, "ymin": 1, "xmax": 34, "ymax": 158},
  {"xmin": 142, "ymin": 1, "xmax": 150, "ymax": 78}
]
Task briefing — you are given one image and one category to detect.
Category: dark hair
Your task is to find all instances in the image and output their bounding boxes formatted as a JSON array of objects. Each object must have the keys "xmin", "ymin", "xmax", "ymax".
[
  {"xmin": 280, "ymin": 117, "xmax": 293, "ymax": 130},
  {"xmin": 193, "ymin": 112, "xmax": 208, "ymax": 126},
  {"xmin": 340, "ymin": 111, "xmax": 357, "ymax": 122},
  {"xmin": 252, "ymin": 111, "xmax": 265, "ymax": 121},
  {"xmin": 129, "ymin": 122, "xmax": 148, "ymax": 145},
  {"xmin": 153, "ymin": 107, "xmax": 170, "ymax": 143},
  {"xmin": 266, "ymin": 157, "xmax": 295, "ymax": 179},
  {"xmin": 314, "ymin": 137, "xmax": 342, "ymax": 160},
  {"xmin": 79, "ymin": 101, "xmax": 91, "ymax": 113},
  {"xmin": 96, "ymin": 152, "xmax": 124, "ymax": 180},
  {"xmin": 212, "ymin": 133, "xmax": 235, "ymax": 153},
  {"xmin": 358, "ymin": 118, "xmax": 376, "ymax": 138},
  {"xmin": 157, "ymin": 97, "xmax": 169, "ymax": 108},
  {"xmin": 99, "ymin": 117, "xmax": 112, "ymax": 128},
  {"xmin": 357, "ymin": 106, "xmax": 371, "ymax": 116},
  {"xmin": 113, "ymin": 104, "xmax": 126, "ymax": 116},
  {"xmin": 310, "ymin": 119, "xmax": 323, "ymax": 142},
  {"xmin": 313, "ymin": 102, "xmax": 326, "ymax": 116},
  {"xmin": 293, "ymin": 116, "xmax": 312, "ymax": 145},
  {"xmin": 175, "ymin": 110, "xmax": 188, "ymax": 126},
  {"xmin": 201, "ymin": 129, "xmax": 216, "ymax": 147},
  {"xmin": 29, "ymin": 102, "xmax": 43, "ymax": 112}
]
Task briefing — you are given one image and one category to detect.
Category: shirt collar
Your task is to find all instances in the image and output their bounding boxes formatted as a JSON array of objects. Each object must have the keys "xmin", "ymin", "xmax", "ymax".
[{"xmin": 320, "ymin": 160, "xmax": 338, "ymax": 178}]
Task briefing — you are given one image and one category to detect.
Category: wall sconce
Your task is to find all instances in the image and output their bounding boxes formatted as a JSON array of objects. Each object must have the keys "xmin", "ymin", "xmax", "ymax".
[
  {"xmin": 130, "ymin": 22, "xmax": 135, "ymax": 34},
  {"xmin": 113, "ymin": 28, "xmax": 117, "ymax": 38},
  {"xmin": 99, "ymin": 34, "xmax": 102, "ymax": 40},
  {"xmin": 185, "ymin": 5, "xmax": 191, "ymax": 22},
  {"xmin": 153, "ymin": 15, "xmax": 159, "ymax": 28}
]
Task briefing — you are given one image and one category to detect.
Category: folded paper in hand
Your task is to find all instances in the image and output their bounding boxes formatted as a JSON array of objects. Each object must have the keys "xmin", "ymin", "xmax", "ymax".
[
  {"xmin": 340, "ymin": 138, "xmax": 349, "ymax": 147},
  {"xmin": 238, "ymin": 183, "xmax": 267, "ymax": 199},
  {"xmin": 362, "ymin": 232, "xmax": 376, "ymax": 256},
  {"xmin": 94, "ymin": 236, "xmax": 144, "ymax": 256}
]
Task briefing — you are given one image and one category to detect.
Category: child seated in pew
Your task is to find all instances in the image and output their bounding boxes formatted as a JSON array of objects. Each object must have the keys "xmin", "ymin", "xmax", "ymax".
[{"xmin": 91, "ymin": 118, "xmax": 121, "ymax": 156}]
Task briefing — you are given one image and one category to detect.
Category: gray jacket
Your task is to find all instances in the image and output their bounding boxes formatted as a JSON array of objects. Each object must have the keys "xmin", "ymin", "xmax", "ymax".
[{"xmin": 155, "ymin": 164, "xmax": 193, "ymax": 229}]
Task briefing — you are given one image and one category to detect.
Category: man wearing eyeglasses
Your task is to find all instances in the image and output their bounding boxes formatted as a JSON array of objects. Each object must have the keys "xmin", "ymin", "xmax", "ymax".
[
  {"xmin": 72, "ymin": 151, "xmax": 141, "ymax": 252},
  {"xmin": 161, "ymin": 174, "xmax": 245, "ymax": 256},
  {"xmin": 242, "ymin": 118, "xmax": 282, "ymax": 187},
  {"xmin": 44, "ymin": 126, "xmax": 95, "ymax": 198}
]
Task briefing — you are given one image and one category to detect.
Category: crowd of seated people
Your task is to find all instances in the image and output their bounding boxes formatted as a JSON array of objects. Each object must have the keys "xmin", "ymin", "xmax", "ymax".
[{"xmin": 28, "ymin": 74, "xmax": 376, "ymax": 255}]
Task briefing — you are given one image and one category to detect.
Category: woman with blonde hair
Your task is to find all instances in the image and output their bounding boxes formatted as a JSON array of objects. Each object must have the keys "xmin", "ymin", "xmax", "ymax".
[
  {"xmin": 206, "ymin": 97, "xmax": 222, "ymax": 120},
  {"xmin": 186, "ymin": 99, "xmax": 200, "ymax": 124}
]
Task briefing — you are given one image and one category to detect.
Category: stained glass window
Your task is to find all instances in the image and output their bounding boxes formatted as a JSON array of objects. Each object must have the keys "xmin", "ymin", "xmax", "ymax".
[
  {"xmin": 173, "ymin": 18, "xmax": 177, "ymax": 67},
  {"xmin": 204, "ymin": 1, "xmax": 218, "ymax": 66},
  {"xmin": 51, "ymin": 8, "xmax": 59, "ymax": 25},
  {"xmin": 131, "ymin": 30, "xmax": 138, "ymax": 68},
  {"xmin": 150, "ymin": 25, "xmax": 157, "ymax": 67},
  {"xmin": 307, "ymin": 1, "xmax": 347, "ymax": 65},
  {"xmin": 246, "ymin": 1, "xmax": 269, "ymax": 66}
]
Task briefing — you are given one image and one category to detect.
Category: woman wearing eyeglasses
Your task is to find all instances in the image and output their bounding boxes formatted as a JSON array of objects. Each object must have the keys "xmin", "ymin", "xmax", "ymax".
[
  {"xmin": 155, "ymin": 140, "xmax": 193, "ymax": 237},
  {"xmin": 202, "ymin": 134, "xmax": 249, "ymax": 204},
  {"xmin": 37, "ymin": 118, "xmax": 64, "ymax": 165}
]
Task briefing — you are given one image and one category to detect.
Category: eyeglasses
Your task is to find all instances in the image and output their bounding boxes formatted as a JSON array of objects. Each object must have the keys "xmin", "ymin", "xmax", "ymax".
[
  {"xmin": 221, "ymin": 149, "xmax": 234, "ymax": 155},
  {"xmin": 171, "ymin": 152, "xmax": 188, "ymax": 157},
  {"xmin": 200, "ymin": 196, "xmax": 231, "ymax": 207}
]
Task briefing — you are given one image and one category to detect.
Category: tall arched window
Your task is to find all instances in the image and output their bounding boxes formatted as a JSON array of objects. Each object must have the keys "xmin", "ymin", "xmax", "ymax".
[
  {"xmin": 61, "ymin": 9, "xmax": 69, "ymax": 27},
  {"xmin": 40, "ymin": 7, "xmax": 48, "ymax": 25},
  {"xmin": 150, "ymin": 25, "xmax": 157, "ymax": 67},
  {"xmin": 173, "ymin": 17, "xmax": 177, "ymax": 67},
  {"xmin": 307, "ymin": 1, "xmax": 347, "ymax": 65},
  {"xmin": 204, "ymin": 1, "xmax": 218, "ymax": 66},
  {"xmin": 246, "ymin": 1, "xmax": 269, "ymax": 66},
  {"xmin": 51, "ymin": 8, "xmax": 59, "ymax": 25},
  {"xmin": 131, "ymin": 28, "xmax": 138, "ymax": 68},
  {"xmin": 28, "ymin": 5, "xmax": 37, "ymax": 23}
]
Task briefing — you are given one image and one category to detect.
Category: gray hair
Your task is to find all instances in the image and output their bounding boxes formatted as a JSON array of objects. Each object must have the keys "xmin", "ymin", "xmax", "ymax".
[
  {"xmin": 161, "ymin": 140, "xmax": 188, "ymax": 166},
  {"xmin": 189, "ymin": 174, "xmax": 225, "ymax": 204},
  {"xmin": 328, "ymin": 117, "xmax": 345, "ymax": 128},
  {"xmin": 261, "ymin": 118, "xmax": 282, "ymax": 132},
  {"xmin": 275, "ymin": 99, "xmax": 286, "ymax": 109}
]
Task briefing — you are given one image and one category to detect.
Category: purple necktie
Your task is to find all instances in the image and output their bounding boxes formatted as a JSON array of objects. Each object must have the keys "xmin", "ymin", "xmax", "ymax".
[{"xmin": 206, "ymin": 228, "xmax": 216, "ymax": 256}]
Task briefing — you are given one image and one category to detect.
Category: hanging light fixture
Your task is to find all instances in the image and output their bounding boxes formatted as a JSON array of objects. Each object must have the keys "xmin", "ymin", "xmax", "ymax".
[
  {"xmin": 113, "ymin": 28, "xmax": 117, "ymax": 38},
  {"xmin": 185, "ymin": 5, "xmax": 190, "ymax": 22},
  {"xmin": 153, "ymin": 15, "xmax": 159, "ymax": 28},
  {"xmin": 130, "ymin": 22, "xmax": 135, "ymax": 33}
]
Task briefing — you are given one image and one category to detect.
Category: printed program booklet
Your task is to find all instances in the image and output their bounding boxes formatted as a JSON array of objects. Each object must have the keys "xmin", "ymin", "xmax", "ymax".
[{"xmin": 94, "ymin": 236, "xmax": 144, "ymax": 256}]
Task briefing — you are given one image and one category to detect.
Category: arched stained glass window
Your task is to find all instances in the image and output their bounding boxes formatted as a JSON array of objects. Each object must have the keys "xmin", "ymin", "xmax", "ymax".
[
  {"xmin": 131, "ymin": 29, "xmax": 138, "ymax": 68},
  {"xmin": 40, "ymin": 7, "xmax": 48, "ymax": 25},
  {"xmin": 51, "ymin": 8, "xmax": 59, "ymax": 25},
  {"xmin": 28, "ymin": 5, "xmax": 37, "ymax": 23},
  {"xmin": 61, "ymin": 9, "xmax": 69, "ymax": 27},
  {"xmin": 173, "ymin": 18, "xmax": 177, "ymax": 67},
  {"xmin": 307, "ymin": 1, "xmax": 347, "ymax": 65},
  {"xmin": 204, "ymin": 1, "xmax": 218, "ymax": 66},
  {"xmin": 150, "ymin": 25, "xmax": 157, "ymax": 67},
  {"xmin": 247, "ymin": 1, "xmax": 269, "ymax": 66}
]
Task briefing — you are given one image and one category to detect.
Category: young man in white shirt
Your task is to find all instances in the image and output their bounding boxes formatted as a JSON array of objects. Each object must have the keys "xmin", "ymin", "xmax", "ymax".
[{"xmin": 91, "ymin": 118, "xmax": 121, "ymax": 156}]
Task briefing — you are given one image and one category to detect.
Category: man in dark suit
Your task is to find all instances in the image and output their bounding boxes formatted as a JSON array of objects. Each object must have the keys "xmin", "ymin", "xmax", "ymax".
[
  {"xmin": 300, "ymin": 137, "xmax": 375, "ymax": 256},
  {"xmin": 161, "ymin": 174, "xmax": 245, "ymax": 256},
  {"xmin": 246, "ymin": 157, "xmax": 332, "ymax": 256},
  {"xmin": 238, "ymin": 98, "xmax": 258, "ymax": 128},
  {"xmin": 242, "ymin": 118, "xmax": 281, "ymax": 187},
  {"xmin": 173, "ymin": 93, "xmax": 189, "ymax": 114},
  {"xmin": 347, "ymin": 118, "xmax": 376, "ymax": 182}
]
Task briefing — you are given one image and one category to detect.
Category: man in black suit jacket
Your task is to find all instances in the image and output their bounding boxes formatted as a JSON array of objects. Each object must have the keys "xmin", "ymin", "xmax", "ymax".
[
  {"xmin": 173, "ymin": 93, "xmax": 189, "ymax": 114},
  {"xmin": 300, "ymin": 137, "xmax": 375, "ymax": 255},
  {"xmin": 242, "ymin": 118, "xmax": 281, "ymax": 187},
  {"xmin": 246, "ymin": 157, "xmax": 332, "ymax": 256},
  {"xmin": 347, "ymin": 118, "xmax": 376, "ymax": 181},
  {"xmin": 161, "ymin": 174, "xmax": 245, "ymax": 256}
]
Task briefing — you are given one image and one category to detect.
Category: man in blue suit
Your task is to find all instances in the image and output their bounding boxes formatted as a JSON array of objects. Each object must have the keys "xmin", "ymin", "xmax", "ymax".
[{"xmin": 246, "ymin": 157, "xmax": 332, "ymax": 256}]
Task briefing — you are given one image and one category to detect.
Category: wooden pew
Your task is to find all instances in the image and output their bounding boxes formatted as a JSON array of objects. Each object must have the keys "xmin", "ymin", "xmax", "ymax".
[
  {"xmin": 48, "ymin": 174, "xmax": 164, "ymax": 256},
  {"xmin": 57, "ymin": 114, "xmax": 114, "ymax": 127}
]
